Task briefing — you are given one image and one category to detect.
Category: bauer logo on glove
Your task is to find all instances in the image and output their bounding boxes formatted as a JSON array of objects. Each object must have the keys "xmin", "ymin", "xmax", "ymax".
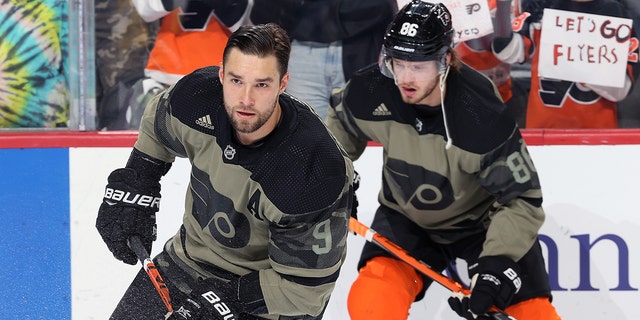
[
  {"xmin": 200, "ymin": 290, "xmax": 236, "ymax": 319},
  {"xmin": 502, "ymin": 268, "xmax": 521, "ymax": 294},
  {"xmin": 104, "ymin": 186, "xmax": 161, "ymax": 208}
]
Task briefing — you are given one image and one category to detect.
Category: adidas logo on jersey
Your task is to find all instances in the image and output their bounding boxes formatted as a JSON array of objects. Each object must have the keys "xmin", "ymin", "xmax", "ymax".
[
  {"xmin": 196, "ymin": 115, "xmax": 214, "ymax": 130},
  {"xmin": 372, "ymin": 103, "xmax": 392, "ymax": 116}
]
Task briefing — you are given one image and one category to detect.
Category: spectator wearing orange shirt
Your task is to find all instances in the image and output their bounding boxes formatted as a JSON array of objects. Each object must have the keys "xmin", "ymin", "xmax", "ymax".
[{"xmin": 492, "ymin": 0, "xmax": 639, "ymax": 128}]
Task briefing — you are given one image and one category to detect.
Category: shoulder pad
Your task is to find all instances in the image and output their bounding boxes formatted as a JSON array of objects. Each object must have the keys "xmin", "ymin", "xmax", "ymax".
[{"xmin": 168, "ymin": 66, "xmax": 223, "ymax": 134}]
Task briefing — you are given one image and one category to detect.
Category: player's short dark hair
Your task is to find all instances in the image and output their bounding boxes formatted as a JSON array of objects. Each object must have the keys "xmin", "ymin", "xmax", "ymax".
[{"xmin": 223, "ymin": 23, "xmax": 291, "ymax": 79}]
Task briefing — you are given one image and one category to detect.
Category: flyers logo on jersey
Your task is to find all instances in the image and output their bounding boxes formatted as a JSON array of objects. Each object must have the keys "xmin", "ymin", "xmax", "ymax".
[{"xmin": 512, "ymin": 12, "xmax": 531, "ymax": 32}]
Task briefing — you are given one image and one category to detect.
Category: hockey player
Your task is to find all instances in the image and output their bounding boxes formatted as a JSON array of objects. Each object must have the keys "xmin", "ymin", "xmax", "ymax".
[
  {"xmin": 325, "ymin": 1, "xmax": 561, "ymax": 319},
  {"xmin": 96, "ymin": 23, "xmax": 355, "ymax": 319}
]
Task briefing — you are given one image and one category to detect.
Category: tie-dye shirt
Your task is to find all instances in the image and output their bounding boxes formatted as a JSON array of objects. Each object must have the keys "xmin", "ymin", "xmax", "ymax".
[{"xmin": 0, "ymin": 0, "xmax": 68, "ymax": 128}]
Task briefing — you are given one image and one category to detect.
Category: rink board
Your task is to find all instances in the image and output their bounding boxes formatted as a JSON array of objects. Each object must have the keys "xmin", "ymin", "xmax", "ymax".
[{"xmin": 1, "ymin": 131, "xmax": 640, "ymax": 319}]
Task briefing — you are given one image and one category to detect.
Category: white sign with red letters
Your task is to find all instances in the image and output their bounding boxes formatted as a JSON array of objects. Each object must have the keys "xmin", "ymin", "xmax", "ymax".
[{"xmin": 539, "ymin": 9, "xmax": 633, "ymax": 88}]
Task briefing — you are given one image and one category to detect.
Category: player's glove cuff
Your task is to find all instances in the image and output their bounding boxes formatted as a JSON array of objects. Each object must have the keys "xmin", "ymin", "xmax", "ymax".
[{"xmin": 237, "ymin": 271, "xmax": 267, "ymax": 315}]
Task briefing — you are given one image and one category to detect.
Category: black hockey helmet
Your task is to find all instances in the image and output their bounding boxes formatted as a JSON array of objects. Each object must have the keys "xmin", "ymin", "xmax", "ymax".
[{"xmin": 382, "ymin": 1, "xmax": 454, "ymax": 62}]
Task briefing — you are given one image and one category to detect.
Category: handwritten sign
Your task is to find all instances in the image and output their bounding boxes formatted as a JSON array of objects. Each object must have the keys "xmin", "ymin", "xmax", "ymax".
[
  {"xmin": 440, "ymin": 0, "xmax": 494, "ymax": 43},
  {"xmin": 538, "ymin": 9, "xmax": 633, "ymax": 88}
]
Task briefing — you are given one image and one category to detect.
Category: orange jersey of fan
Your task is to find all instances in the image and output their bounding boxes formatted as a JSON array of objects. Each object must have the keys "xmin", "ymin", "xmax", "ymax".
[
  {"xmin": 524, "ymin": 19, "xmax": 632, "ymax": 128},
  {"xmin": 454, "ymin": 0, "xmax": 518, "ymax": 102},
  {"xmin": 455, "ymin": 42, "xmax": 513, "ymax": 102},
  {"xmin": 525, "ymin": 25, "xmax": 617, "ymax": 128},
  {"xmin": 145, "ymin": 8, "xmax": 231, "ymax": 85},
  {"xmin": 508, "ymin": 3, "xmax": 640, "ymax": 129}
]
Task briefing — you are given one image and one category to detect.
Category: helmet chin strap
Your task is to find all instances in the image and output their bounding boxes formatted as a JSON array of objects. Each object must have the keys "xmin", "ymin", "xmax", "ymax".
[{"xmin": 439, "ymin": 64, "xmax": 453, "ymax": 150}]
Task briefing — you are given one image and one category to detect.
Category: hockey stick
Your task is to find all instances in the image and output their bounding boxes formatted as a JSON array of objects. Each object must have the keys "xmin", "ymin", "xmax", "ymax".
[
  {"xmin": 348, "ymin": 217, "xmax": 515, "ymax": 319},
  {"xmin": 128, "ymin": 236, "xmax": 174, "ymax": 317}
]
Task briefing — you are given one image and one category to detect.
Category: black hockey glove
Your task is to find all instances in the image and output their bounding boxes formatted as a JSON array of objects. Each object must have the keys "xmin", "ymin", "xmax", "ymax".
[
  {"xmin": 448, "ymin": 256, "xmax": 521, "ymax": 319},
  {"xmin": 351, "ymin": 170, "xmax": 360, "ymax": 220},
  {"xmin": 96, "ymin": 167, "xmax": 161, "ymax": 265},
  {"xmin": 168, "ymin": 272, "xmax": 265, "ymax": 320}
]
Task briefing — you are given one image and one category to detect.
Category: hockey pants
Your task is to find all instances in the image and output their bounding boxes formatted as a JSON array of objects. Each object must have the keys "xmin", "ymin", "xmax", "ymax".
[{"xmin": 347, "ymin": 256, "xmax": 561, "ymax": 320}]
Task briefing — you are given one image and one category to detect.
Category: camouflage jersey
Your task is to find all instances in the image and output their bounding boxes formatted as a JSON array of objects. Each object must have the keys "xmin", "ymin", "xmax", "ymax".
[
  {"xmin": 135, "ymin": 66, "xmax": 354, "ymax": 318},
  {"xmin": 327, "ymin": 63, "xmax": 544, "ymax": 262}
]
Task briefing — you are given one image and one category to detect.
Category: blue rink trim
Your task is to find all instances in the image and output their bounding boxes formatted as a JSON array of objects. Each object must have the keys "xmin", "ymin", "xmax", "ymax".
[{"xmin": 0, "ymin": 148, "xmax": 70, "ymax": 319}]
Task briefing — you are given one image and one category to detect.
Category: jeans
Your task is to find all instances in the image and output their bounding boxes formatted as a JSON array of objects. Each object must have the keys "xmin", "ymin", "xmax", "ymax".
[{"xmin": 286, "ymin": 40, "xmax": 345, "ymax": 121}]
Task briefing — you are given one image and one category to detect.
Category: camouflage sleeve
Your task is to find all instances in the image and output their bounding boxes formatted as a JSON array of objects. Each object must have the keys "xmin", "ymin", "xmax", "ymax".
[
  {"xmin": 133, "ymin": 85, "xmax": 181, "ymax": 163},
  {"xmin": 477, "ymin": 129, "xmax": 545, "ymax": 261},
  {"xmin": 326, "ymin": 86, "xmax": 369, "ymax": 161},
  {"xmin": 262, "ymin": 202, "xmax": 350, "ymax": 315},
  {"xmin": 258, "ymin": 160, "xmax": 353, "ymax": 317}
]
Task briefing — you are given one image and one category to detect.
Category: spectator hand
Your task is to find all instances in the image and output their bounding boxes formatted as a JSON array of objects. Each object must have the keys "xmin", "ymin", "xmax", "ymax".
[
  {"xmin": 448, "ymin": 256, "xmax": 521, "ymax": 319},
  {"xmin": 96, "ymin": 168, "xmax": 161, "ymax": 265},
  {"xmin": 168, "ymin": 278, "xmax": 243, "ymax": 320}
]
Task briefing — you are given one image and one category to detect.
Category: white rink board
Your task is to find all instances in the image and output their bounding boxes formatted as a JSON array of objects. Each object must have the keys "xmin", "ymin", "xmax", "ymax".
[{"xmin": 70, "ymin": 145, "xmax": 640, "ymax": 319}]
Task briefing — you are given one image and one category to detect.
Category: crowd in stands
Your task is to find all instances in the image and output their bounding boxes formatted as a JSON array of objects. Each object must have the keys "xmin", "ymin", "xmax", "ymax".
[{"xmin": 0, "ymin": 0, "xmax": 639, "ymax": 129}]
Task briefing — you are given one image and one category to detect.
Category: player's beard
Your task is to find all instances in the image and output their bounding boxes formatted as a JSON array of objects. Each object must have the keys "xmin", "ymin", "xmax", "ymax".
[
  {"xmin": 399, "ymin": 75, "xmax": 439, "ymax": 105},
  {"xmin": 226, "ymin": 101, "xmax": 277, "ymax": 134}
]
